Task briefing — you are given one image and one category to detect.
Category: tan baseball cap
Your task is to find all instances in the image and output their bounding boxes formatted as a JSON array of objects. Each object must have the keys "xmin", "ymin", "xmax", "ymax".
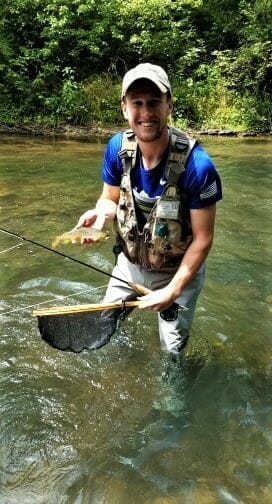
[{"xmin": 121, "ymin": 63, "xmax": 172, "ymax": 98}]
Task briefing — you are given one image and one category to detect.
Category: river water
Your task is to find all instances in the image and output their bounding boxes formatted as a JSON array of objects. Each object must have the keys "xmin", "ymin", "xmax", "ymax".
[{"xmin": 0, "ymin": 134, "xmax": 271, "ymax": 503}]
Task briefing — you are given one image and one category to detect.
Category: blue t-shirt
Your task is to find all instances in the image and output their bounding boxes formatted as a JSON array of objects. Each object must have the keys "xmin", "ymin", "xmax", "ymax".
[{"xmin": 102, "ymin": 131, "xmax": 222, "ymax": 211}]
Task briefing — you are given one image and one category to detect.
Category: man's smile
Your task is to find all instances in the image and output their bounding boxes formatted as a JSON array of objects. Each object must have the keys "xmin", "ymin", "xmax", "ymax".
[{"xmin": 139, "ymin": 121, "xmax": 156, "ymax": 127}]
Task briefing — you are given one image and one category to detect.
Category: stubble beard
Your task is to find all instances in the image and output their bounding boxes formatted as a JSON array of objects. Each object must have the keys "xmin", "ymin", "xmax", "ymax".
[{"xmin": 135, "ymin": 123, "xmax": 166, "ymax": 143}]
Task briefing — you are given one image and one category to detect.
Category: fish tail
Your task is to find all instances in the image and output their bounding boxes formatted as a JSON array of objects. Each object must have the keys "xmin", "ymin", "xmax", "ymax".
[{"xmin": 52, "ymin": 238, "xmax": 60, "ymax": 248}]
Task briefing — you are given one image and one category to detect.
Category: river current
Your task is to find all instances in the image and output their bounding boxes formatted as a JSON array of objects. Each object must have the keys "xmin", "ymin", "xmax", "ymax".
[{"xmin": 0, "ymin": 134, "xmax": 271, "ymax": 503}]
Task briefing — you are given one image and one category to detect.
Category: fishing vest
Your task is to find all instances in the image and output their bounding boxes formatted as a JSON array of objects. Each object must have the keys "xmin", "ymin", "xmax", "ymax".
[{"xmin": 115, "ymin": 128, "xmax": 196, "ymax": 270}]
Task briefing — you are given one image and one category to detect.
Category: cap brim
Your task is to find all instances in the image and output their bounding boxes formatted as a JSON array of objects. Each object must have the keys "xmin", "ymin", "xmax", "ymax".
[{"xmin": 122, "ymin": 76, "xmax": 169, "ymax": 98}]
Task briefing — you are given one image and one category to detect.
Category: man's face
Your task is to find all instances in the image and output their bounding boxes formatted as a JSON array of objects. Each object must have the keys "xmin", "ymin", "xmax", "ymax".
[{"xmin": 121, "ymin": 81, "xmax": 173, "ymax": 143}]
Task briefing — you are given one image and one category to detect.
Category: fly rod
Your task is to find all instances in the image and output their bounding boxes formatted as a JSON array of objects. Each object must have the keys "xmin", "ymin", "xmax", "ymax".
[{"xmin": 0, "ymin": 227, "xmax": 150, "ymax": 296}]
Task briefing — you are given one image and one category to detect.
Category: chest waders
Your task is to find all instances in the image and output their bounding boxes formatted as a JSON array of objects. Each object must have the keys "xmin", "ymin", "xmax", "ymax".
[{"xmin": 114, "ymin": 128, "xmax": 196, "ymax": 270}]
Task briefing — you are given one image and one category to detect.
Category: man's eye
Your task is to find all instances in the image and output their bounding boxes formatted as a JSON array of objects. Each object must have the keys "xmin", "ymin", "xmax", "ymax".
[{"xmin": 132, "ymin": 100, "xmax": 161, "ymax": 107}]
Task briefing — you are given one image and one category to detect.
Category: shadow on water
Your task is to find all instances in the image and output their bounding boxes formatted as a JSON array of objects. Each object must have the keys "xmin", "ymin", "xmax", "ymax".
[{"xmin": 0, "ymin": 135, "xmax": 272, "ymax": 503}]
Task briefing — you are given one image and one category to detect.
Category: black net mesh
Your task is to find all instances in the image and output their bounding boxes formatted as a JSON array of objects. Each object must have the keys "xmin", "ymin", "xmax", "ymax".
[{"xmin": 37, "ymin": 309, "xmax": 121, "ymax": 352}]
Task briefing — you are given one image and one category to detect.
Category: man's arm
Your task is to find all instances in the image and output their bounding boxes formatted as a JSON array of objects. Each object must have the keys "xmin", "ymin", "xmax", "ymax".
[
  {"xmin": 99, "ymin": 182, "xmax": 120, "ymax": 204},
  {"xmin": 75, "ymin": 183, "xmax": 120, "ymax": 229},
  {"xmin": 138, "ymin": 204, "xmax": 216, "ymax": 311}
]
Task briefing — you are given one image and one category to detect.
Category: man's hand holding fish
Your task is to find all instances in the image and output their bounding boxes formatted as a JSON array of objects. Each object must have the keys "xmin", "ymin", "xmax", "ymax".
[{"xmin": 73, "ymin": 198, "xmax": 117, "ymax": 244}]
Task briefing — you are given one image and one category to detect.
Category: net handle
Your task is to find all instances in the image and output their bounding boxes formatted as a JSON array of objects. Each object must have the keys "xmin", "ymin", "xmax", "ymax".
[{"xmin": 33, "ymin": 300, "xmax": 141, "ymax": 317}]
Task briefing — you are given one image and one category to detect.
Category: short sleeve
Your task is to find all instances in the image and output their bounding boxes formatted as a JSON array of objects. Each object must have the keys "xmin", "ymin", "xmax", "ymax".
[
  {"xmin": 182, "ymin": 144, "xmax": 223, "ymax": 209},
  {"xmin": 102, "ymin": 132, "xmax": 123, "ymax": 186}
]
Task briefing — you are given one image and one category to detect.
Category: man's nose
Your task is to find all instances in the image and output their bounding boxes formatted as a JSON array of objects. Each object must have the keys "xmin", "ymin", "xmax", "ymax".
[{"xmin": 140, "ymin": 102, "xmax": 153, "ymax": 116}]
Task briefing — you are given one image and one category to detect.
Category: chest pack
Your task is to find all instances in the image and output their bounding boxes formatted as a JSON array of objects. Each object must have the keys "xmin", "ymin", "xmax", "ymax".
[{"xmin": 115, "ymin": 128, "xmax": 196, "ymax": 270}]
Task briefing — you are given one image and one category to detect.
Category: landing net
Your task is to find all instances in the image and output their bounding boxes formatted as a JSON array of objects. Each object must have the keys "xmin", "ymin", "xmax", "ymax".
[{"xmin": 33, "ymin": 300, "xmax": 140, "ymax": 353}]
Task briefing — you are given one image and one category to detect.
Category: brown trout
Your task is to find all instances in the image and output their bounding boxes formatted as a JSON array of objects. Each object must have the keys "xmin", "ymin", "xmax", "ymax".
[{"xmin": 52, "ymin": 227, "xmax": 109, "ymax": 248}]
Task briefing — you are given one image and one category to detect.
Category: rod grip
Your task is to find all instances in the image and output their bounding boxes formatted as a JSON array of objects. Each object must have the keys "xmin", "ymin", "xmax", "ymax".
[{"xmin": 128, "ymin": 282, "xmax": 151, "ymax": 296}]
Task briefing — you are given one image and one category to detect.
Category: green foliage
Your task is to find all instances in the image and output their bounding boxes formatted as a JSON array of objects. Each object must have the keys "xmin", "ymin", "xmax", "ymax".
[
  {"xmin": 43, "ymin": 67, "xmax": 88, "ymax": 125},
  {"xmin": 82, "ymin": 75, "xmax": 123, "ymax": 125},
  {"xmin": 117, "ymin": 0, "xmax": 198, "ymax": 65},
  {"xmin": 0, "ymin": 0, "xmax": 271, "ymax": 131}
]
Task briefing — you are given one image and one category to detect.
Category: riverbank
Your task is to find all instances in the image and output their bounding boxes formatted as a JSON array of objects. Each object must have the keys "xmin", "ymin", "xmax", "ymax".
[{"xmin": 0, "ymin": 123, "xmax": 271, "ymax": 139}]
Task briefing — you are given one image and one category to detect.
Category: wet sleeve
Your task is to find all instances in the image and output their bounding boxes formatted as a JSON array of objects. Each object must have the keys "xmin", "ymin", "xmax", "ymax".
[
  {"xmin": 183, "ymin": 144, "xmax": 223, "ymax": 209},
  {"xmin": 101, "ymin": 133, "xmax": 123, "ymax": 186}
]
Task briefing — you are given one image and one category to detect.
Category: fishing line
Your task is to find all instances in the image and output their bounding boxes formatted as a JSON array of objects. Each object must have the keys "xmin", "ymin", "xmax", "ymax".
[
  {"xmin": 0, "ymin": 285, "xmax": 108, "ymax": 317},
  {"xmin": 0, "ymin": 243, "xmax": 22, "ymax": 254}
]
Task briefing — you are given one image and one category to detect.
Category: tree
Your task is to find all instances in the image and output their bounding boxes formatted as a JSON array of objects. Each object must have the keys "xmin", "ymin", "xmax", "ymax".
[{"xmin": 0, "ymin": 0, "xmax": 271, "ymax": 130}]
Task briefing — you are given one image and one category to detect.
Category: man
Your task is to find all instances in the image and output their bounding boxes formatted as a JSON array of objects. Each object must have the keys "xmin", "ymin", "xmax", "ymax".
[{"xmin": 75, "ymin": 63, "xmax": 222, "ymax": 357}]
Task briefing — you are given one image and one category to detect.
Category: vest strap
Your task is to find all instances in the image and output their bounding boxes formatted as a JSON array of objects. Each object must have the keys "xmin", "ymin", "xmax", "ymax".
[
  {"xmin": 118, "ymin": 131, "xmax": 137, "ymax": 173},
  {"xmin": 119, "ymin": 127, "xmax": 195, "ymax": 182}
]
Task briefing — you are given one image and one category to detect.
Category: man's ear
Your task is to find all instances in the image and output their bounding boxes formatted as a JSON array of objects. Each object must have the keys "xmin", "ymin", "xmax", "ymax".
[
  {"xmin": 121, "ymin": 101, "xmax": 128, "ymax": 120},
  {"xmin": 168, "ymin": 99, "xmax": 174, "ymax": 115}
]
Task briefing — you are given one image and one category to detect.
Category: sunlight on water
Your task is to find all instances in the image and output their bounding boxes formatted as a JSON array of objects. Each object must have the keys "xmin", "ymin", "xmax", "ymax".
[{"xmin": 0, "ymin": 134, "xmax": 271, "ymax": 503}]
